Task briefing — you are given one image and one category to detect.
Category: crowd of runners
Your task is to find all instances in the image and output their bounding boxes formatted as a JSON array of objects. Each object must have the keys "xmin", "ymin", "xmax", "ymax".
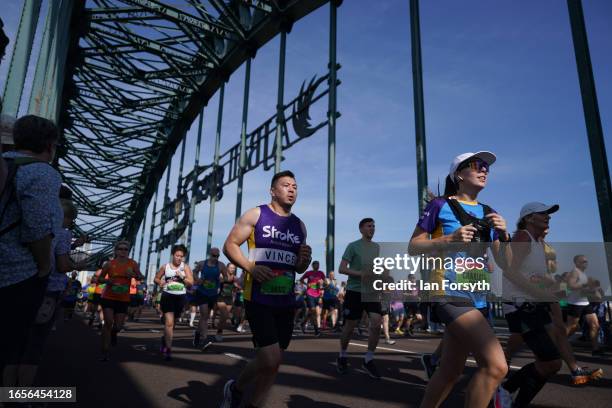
[{"xmin": 1, "ymin": 118, "xmax": 610, "ymax": 408}]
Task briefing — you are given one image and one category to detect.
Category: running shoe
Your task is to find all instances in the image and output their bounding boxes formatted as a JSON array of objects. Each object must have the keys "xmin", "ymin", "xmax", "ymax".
[
  {"xmin": 494, "ymin": 385, "xmax": 513, "ymax": 408},
  {"xmin": 301, "ymin": 323, "xmax": 306, "ymax": 334},
  {"xmin": 236, "ymin": 324, "xmax": 243, "ymax": 333},
  {"xmin": 160, "ymin": 336, "xmax": 166, "ymax": 353},
  {"xmin": 215, "ymin": 335, "xmax": 224, "ymax": 342},
  {"xmin": 193, "ymin": 331, "xmax": 201, "ymax": 347},
  {"xmin": 336, "ymin": 356, "xmax": 348, "ymax": 374},
  {"xmin": 357, "ymin": 326, "xmax": 363, "ymax": 336},
  {"xmin": 571, "ymin": 366, "xmax": 604, "ymax": 385},
  {"xmin": 219, "ymin": 379, "xmax": 242, "ymax": 408},
  {"xmin": 314, "ymin": 327, "xmax": 321, "ymax": 337},
  {"xmin": 420, "ymin": 354, "xmax": 437, "ymax": 380},
  {"xmin": 202, "ymin": 338, "xmax": 213, "ymax": 352},
  {"xmin": 163, "ymin": 348, "xmax": 172, "ymax": 361},
  {"xmin": 394, "ymin": 328, "xmax": 404, "ymax": 336},
  {"xmin": 362, "ymin": 359, "xmax": 381, "ymax": 380},
  {"xmin": 385, "ymin": 339, "xmax": 396, "ymax": 345}
]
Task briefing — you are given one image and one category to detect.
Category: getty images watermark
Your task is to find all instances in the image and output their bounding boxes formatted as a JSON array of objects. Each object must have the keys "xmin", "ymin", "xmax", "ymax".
[{"xmin": 370, "ymin": 254, "xmax": 491, "ymax": 292}]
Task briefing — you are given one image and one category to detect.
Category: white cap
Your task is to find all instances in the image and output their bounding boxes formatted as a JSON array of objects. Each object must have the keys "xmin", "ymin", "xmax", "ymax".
[
  {"xmin": 449, "ymin": 151, "xmax": 496, "ymax": 181},
  {"xmin": 519, "ymin": 202, "xmax": 559, "ymax": 220}
]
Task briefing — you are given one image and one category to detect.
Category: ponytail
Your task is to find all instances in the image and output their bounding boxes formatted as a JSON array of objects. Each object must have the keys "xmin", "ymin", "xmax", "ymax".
[{"xmin": 443, "ymin": 175, "xmax": 458, "ymax": 197}]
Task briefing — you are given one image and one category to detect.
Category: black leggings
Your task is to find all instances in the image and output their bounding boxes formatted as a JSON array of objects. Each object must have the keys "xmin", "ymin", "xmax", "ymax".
[{"xmin": 0, "ymin": 275, "xmax": 48, "ymax": 366}]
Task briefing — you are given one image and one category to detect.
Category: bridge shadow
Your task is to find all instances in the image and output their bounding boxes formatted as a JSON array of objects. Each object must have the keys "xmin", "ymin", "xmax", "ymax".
[
  {"xmin": 167, "ymin": 380, "xmax": 214, "ymax": 406},
  {"xmin": 286, "ymin": 395, "xmax": 348, "ymax": 408}
]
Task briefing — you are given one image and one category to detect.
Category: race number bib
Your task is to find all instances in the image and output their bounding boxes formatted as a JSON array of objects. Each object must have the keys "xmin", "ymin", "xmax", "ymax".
[
  {"xmin": 111, "ymin": 284, "xmax": 129, "ymax": 294},
  {"xmin": 202, "ymin": 280, "xmax": 216, "ymax": 289},
  {"xmin": 222, "ymin": 285, "xmax": 233, "ymax": 297},
  {"xmin": 456, "ymin": 267, "xmax": 490, "ymax": 290},
  {"xmin": 260, "ymin": 271, "xmax": 294, "ymax": 296},
  {"xmin": 167, "ymin": 282, "xmax": 185, "ymax": 291}
]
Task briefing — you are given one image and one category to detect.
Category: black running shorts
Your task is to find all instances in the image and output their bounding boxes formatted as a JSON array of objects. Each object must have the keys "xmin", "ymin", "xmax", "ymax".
[
  {"xmin": 100, "ymin": 298, "xmax": 129, "ymax": 314},
  {"xmin": 161, "ymin": 292, "xmax": 186, "ymax": 316},
  {"xmin": 342, "ymin": 290, "xmax": 382, "ymax": 320},
  {"xmin": 505, "ymin": 304, "xmax": 559, "ymax": 362},
  {"xmin": 245, "ymin": 301, "xmax": 295, "ymax": 349}
]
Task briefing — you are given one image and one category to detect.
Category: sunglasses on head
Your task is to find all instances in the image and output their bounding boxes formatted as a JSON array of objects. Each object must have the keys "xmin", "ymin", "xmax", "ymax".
[{"xmin": 459, "ymin": 158, "xmax": 489, "ymax": 173}]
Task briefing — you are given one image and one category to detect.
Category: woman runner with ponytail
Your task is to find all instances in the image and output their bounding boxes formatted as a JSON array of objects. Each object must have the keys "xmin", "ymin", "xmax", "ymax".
[{"xmin": 409, "ymin": 151, "xmax": 511, "ymax": 408}]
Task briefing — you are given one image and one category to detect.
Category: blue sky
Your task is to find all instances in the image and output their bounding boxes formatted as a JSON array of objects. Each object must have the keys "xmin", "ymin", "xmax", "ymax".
[{"xmin": 1, "ymin": 0, "xmax": 611, "ymax": 282}]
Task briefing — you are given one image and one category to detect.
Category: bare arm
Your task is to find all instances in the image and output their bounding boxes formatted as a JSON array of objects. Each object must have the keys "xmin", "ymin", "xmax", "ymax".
[
  {"xmin": 223, "ymin": 208, "xmax": 260, "ymax": 273},
  {"xmin": 223, "ymin": 207, "xmax": 278, "ymax": 283},
  {"xmin": 339, "ymin": 259, "xmax": 362, "ymax": 278},
  {"xmin": 28, "ymin": 235, "xmax": 53, "ymax": 277},
  {"xmin": 96, "ymin": 263, "xmax": 111, "ymax": 284},
  {"xmin": 503, "ymin": 231, "xmax": 554, "ymax": 300},
  {"xmin": 183, "ymin": 264, "xmax": 194, "ymax": 287},
  {"xmin": 294, "ymin": 220, "xmax": 311, "ymax": 274},
  {"xmin": 154, "ymin": 266, "xmax": 166, "ymax": 287}
]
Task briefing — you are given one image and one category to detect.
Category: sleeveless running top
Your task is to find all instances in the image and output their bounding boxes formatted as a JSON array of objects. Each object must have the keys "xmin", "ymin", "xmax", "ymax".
[
  {"xmin": 101, "ymin": 259, "xmax": 138, "ymax": 302},
  {"xmin": 163, "ymin": 262, "xmax": 187, "ymax": 295},
  {"xmin": 567, "ymin": 267, "xmax": 589, "ymax": 306},
  {"xmin": 244, "ymin": 204, "xmax": 305, "ymax": 307},
  {"xmin": 323, "ymin": 280, "xmax": 339, "ymax": 300},
  {"xmin": 197, "ymin": 261, "xmax": 220, "ymax": 296},
  {"xmin": 219, "ymin": 277, "xmax": 234, "ymax": 299},
  {"xmin": 503, "ymin": 230, "xmax": 547, "ymax": 302}
]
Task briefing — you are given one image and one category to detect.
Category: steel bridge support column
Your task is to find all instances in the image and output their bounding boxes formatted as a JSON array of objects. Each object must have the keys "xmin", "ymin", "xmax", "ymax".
[
  {"xmin": 274, "ymin": 31, "xmax": 287, "ymax": 173},
  {"xmin": 206, "ymin": 85, "xmax": 225, "ymax": 255},
  {"xmin": 410, "ymin": 0, "xmax": 428, "ymax": 215},
  {"xmin": 186, "ymin": 109, "xmax": 205, "ymax": 262},
  {"xmin": 1, "ymin": 0, "xmax": 42, "ymax": 117},
  {"xmin": 235, "ymin": 58, "xmax": 251, "ymax": 221},
  {"xmin": 567, "ymin": 0, "xmax": 612, "ymax": 282},
  {"xmin": 175, "ymin": 135, "xmax": 187, "ymax": 242},
  {"xmin": 138, "ymin": 206, "xmax": 147, "ymax": 266},
  {"xmin": 145, "ymin": 189, "xmax": 159, "ymax": 284},
  {"xmin": 156, "ymin": 168, "xmax": 172, "ymax": 271},
  {"xmin": 326, "ymin": 0, "xmax": 340, "ymax": 275}
]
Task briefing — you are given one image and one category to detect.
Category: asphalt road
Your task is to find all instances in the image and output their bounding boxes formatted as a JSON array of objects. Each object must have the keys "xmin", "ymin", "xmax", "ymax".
[{"xmin": 35, "ymin": 309, "xmax": 612, "ymax": 407}]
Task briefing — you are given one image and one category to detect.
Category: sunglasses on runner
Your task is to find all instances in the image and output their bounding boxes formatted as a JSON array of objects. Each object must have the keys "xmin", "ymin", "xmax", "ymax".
[
  {"xmin": 459, "ymin": 158, "xmax": 489, "ymax": 173},
  {"xmin": 116, "ymin": 247, "xmax": 129, "ymax": 251},
  {"xmin": 210, "ymin": 254, "xmax": 219, "ymax": 258}
]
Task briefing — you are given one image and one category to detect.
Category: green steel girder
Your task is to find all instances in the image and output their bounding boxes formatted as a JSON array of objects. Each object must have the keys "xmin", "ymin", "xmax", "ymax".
[{"xmin": 57, "ymin": 0, "xmax": 330, "ymax": 257}]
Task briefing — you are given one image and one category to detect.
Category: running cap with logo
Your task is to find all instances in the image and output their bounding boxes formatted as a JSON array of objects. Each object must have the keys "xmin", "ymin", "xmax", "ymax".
[
  {"xmin": 519, "ymin": 202, "xmax": 559, "ymax": 220},
  {"xmin": 448, "ymin": 151, "xmax": 497, "ymax": 182}
]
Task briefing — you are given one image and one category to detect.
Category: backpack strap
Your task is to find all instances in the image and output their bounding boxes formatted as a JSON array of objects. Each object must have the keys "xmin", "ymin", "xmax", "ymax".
[
  {"xmin": 0, "ymin": 156, "xmax": 48, "ymax": 237},
  {"xmin": 445, "ymin": 197, "xmax": 479, "ymax": 226}
]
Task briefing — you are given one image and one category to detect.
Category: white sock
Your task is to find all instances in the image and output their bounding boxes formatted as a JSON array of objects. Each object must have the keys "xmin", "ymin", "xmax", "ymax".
[
  {"xmin": 365, "ymin": 351, "xmax": 374, "ymax": 363},
  {"xmin": 189, "ymin": 312, "xmax": 196, "ymax": 325},
  {"xmin": 339, "ymin": 349, "xmax": 347, "ymax": 358}
]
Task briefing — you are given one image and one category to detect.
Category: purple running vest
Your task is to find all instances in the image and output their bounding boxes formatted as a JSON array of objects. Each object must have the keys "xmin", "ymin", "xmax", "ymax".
[{"xmin": 244, "ymin": 204, "xmax": 305, "ymax": 307}]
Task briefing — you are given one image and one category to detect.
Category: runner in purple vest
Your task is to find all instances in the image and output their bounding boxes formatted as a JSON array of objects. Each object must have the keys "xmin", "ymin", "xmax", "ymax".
[{"xmin": 220, "ymin": 170, "xmax": 311, "ymax": 408}]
